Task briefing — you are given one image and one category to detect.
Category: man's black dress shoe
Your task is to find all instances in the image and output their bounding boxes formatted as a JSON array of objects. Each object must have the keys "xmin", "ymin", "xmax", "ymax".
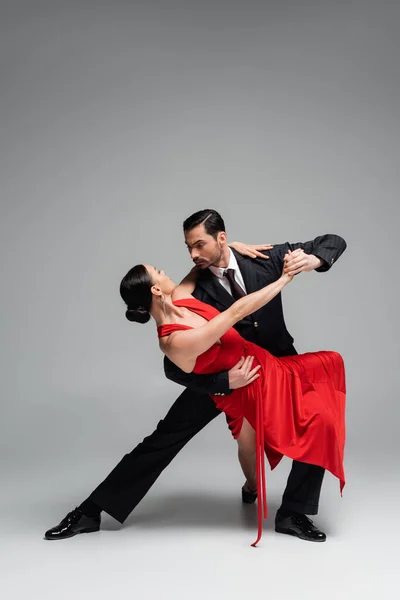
[
  {"xmin": 44, "ymin": 507, "xmax": 101, "ymax": 540},
  {"xmin": 241, "ymin": 484, "xmax": 258, "ymax": 504},
  {"xmin": 275, "ymin": 511, "xmax": 326, "ymax": 542}
]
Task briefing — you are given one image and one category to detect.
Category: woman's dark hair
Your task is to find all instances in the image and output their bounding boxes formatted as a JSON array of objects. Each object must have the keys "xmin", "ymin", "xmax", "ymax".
[
  {"xmin": 183, "ymin": 209, "xmax": 226, "ymax": 239},
  {"xmin": 120, "ymin": 264, "xmax": 153, "ymax": 324}
]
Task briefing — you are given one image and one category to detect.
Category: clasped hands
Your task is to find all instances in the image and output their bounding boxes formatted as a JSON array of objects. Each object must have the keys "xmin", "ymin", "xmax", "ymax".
[{"xmin": 283, "ymin": 248, "xmax": 323, "ymax": 276}]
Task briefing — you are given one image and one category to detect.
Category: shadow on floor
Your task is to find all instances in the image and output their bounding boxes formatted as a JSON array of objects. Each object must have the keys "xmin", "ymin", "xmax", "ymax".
[{"xmin": 101, "ymin": 491, "xmax": 281, "ymax": 533}]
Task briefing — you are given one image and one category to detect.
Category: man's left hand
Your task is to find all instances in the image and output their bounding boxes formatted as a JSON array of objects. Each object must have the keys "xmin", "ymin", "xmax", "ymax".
[
  {"xmin": 283, "ymin": 248, "xmax": 323, "ymax": 275},
  {"xmin": 229, "ymin": 241, "xmax": 273, "ymax": 259}
]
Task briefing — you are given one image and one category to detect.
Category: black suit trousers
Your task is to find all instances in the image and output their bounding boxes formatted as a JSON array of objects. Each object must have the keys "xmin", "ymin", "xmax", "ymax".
[{"xmin": 89, "ymin": 347, "xmax": 325, "ymax": 523}]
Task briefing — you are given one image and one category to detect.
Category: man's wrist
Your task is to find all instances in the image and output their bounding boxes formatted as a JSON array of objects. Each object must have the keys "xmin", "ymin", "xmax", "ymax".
[
  {"xmin": 218, "ymin": 371, "xmax": 232, "ymax": 395},
  {"xmin": 312, "ymin": 255, "xmax": 324, "ymax": 270}
]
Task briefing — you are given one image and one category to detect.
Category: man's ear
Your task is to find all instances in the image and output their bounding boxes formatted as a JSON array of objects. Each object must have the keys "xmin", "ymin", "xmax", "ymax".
[{"xmin": 218, "ymin": 231, "xmax": 227, "ymax": 245}]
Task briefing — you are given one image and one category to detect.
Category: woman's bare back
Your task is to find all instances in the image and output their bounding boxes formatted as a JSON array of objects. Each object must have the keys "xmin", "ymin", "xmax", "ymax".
[{"xmin": 158, "ymin": 300, "xmax": 221, "ymax": 365}]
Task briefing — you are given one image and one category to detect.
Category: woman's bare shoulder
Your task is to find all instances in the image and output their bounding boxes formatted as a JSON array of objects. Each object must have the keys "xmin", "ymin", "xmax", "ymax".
[
  {"xmin": 171, "ymin": 288, "xmax": 194, "ymax": 301},
  {"xmin": 159, "ymin": 332, "xmax": 195, "ymax": 373}
]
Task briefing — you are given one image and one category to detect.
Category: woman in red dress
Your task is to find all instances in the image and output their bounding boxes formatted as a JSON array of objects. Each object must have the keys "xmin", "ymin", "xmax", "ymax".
[{"xmin": 120, "ymin": 258, "xmax": 346, "ymax": 547}]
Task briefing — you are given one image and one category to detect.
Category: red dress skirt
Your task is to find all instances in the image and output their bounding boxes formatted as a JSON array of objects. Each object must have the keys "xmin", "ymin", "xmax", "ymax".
[{"xmin": 158, "ymin": 298, "xmax": 346, "ymax": 546}]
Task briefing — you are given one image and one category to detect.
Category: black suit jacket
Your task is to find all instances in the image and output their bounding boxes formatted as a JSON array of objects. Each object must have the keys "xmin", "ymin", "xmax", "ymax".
[{"xmin": 164, "ymin": 233, "xmax": 346, "ymax": 395}]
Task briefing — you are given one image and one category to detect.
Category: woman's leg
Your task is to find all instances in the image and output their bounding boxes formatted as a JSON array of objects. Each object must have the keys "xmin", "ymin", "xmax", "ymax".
[{"xmin": 237, "ymin": 418, "xmax": 257, "ymax": 491}]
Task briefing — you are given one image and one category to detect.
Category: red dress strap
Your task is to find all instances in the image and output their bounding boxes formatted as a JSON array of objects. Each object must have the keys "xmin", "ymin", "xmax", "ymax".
[
  {"xmin": 252, "ymin": 389, "xmax": 268, "ymax": 547},
  {"xmin": 157, "ymin": 323, "xmax": 193, "ymax": 338},
  {"xmin": 157, "ymin": 298, "xmax": 217, "ymax": 338}
]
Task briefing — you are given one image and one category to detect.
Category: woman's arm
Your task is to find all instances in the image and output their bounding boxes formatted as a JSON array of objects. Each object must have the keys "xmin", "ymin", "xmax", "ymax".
[
  {"xmin": 228, "ymin": 241, "xmax": 273, "ymax": 260},
  {"xmin": 163, "ymin": 270, "xmax": 293, "ymax": 373},
  {"xmin": 171, "ymin": 267, "xmax": 200, "ymax": 300}
]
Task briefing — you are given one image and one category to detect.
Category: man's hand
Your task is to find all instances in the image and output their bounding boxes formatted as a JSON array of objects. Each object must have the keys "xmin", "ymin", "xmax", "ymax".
[
  {"xmin": 228, "ymin": 241, "xmax": 273, "ymax": 259},
  {"xmin": 283, "ymin": 248, "xmax": 323, "ymax": 275},
  {"xmin": 228, "ymin": 356, "xmax": 261, "ymax": 389}
]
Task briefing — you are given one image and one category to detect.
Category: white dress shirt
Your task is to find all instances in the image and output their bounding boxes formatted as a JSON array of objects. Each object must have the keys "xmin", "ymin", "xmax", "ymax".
[{"xmin": 208, "ymin": 248, "xmax": 247, "ymax": 296}]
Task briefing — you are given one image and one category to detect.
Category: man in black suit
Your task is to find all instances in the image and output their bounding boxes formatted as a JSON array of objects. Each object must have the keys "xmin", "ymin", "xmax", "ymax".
[{"xmin": 45, "ymin": 209, "xmax": 346, "ymax": 542}]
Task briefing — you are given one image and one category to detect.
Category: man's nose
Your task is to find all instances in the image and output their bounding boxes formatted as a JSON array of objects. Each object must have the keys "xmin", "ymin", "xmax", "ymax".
[{"xmin": 190, "ymin": 250, "xmax": 200, "ymax": 259}]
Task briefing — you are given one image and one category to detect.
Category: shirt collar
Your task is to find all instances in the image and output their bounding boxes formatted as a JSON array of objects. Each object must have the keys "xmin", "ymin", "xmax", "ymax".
[{"xmin": 209, "ymin": 248, "xmax": 240, "ymax": 279}]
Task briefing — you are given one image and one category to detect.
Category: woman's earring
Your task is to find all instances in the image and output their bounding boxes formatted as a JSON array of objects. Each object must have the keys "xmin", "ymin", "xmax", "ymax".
[{"xmin": 161, "ymin": 295, "xmax": 167, "ymax": 316}]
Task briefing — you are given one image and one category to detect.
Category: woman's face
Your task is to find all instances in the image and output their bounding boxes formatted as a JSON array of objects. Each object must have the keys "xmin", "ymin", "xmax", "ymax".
[{"xmin": 145, "ymin": 265, "xmax": 176, "ymax": 295}]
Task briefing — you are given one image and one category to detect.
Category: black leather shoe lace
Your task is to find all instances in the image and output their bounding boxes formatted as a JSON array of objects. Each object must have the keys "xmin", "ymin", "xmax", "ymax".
[
  {"xmin": 64, "ymin": 508, "xmax": 82, "ymax": 524},
  {"xmin": 294, "ymin": 514, "xmax": 314, "ymax": 528}
]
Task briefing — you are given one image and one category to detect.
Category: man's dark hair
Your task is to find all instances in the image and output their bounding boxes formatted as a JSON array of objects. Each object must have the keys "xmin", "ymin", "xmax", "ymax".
[{"xmin": 183, "ymin": 209, "xmax": 226, "ymax": 240}]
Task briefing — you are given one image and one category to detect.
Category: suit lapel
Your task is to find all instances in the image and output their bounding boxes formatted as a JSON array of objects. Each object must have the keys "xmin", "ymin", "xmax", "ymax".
[
  {"xmin": 232, "ymin": 249, "xmax": 258, "ymax": 294},
  {"xmin": 196, "ymin": 251, "xmax": 260, "ymax": 324},
  {"xmin": 196, "ymin": 268, "xmax": 235, "ymax": 309},
  {"xmin": 232, "ymin": 249, "xmax": 264, "ymax": 323}
]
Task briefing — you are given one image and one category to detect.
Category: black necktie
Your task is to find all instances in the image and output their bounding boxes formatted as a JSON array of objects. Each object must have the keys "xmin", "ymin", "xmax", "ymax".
[{"xmin": 223, "ymin": 268, "xmax": 246, "ymax": 300}]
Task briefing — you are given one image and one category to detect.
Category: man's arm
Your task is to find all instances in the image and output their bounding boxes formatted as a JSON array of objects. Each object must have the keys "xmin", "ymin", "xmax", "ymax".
[
  {"xmin": 255, "ymin": 234, "xmax": 347, "ymax": 275},
  {"xmin": 296, "ymin": 234, "xmax": 347, "ymax": 272},
  {"xmin": 164, "ymin": 355, "xmax": 260, "ymax": 396},
  {"xmin": 164, "ymin": 356, "xmax": 232, "ymax": 395}
]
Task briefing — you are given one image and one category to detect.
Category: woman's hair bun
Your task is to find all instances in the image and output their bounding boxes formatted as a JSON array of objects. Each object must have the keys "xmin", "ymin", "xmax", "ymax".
[
  {"xmin": 120, "ymin": 264, "xmax": 153, "ymax": 324},
  {"xmin": 125, "ymin": 306, "xmax": 151, "ymax": 324}
]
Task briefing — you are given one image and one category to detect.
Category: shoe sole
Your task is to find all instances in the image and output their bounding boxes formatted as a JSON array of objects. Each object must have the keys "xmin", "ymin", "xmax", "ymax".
[
  {"xmin": 44, "ymin": 527, "xmax": 100, "ymax": 540},
  {"xmin": 275, "ymin": 526, "xmax": 326, "ymax": 542}
]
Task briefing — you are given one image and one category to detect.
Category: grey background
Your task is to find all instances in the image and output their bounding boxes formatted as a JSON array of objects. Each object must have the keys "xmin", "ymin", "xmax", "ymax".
[{"xmin": 1, "ymin": 1, "xmax": 399, "ymax": 598}]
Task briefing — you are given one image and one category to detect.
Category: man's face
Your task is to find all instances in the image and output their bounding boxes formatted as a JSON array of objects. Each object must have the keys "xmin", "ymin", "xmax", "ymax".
[{"xmin": 184, "ymin": 224, "xmax": 226, "ymax": 269}]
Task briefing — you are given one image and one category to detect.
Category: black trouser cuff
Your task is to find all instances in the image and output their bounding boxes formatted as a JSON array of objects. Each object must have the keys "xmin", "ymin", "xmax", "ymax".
[{"xmin": 279, "ymin": 500, "xmax": 319, "ymax": 516}]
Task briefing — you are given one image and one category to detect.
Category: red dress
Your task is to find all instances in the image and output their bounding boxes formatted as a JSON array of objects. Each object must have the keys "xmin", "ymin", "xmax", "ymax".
[{"xmin": 158, "ymin": 298, "xmax": 346, "ymax": 546}]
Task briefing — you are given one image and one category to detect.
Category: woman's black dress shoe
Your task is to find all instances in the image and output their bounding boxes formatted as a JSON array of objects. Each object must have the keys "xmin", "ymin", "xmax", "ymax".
[{"xmin": 241, "ymin": 483, "xmax": 258, "ymax": 504}]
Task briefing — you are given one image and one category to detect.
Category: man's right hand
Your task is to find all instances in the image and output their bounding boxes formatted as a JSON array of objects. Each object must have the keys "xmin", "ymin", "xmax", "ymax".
[{"xmin": 228, "ymin": 356, "xmax": 261, "ymax": 389}]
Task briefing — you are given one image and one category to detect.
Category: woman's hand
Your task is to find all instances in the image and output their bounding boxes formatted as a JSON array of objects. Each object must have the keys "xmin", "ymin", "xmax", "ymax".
[
  {"xmin": 228, "ymin": 241, "xmax": 273, "ymax": 259},
  {"xmin": 283, "ymin": 247, "xmax": 322, "ymax": 275},
  {"xmin": 281, "ymin": 249, "xmax": 299, "ymax": 283}
]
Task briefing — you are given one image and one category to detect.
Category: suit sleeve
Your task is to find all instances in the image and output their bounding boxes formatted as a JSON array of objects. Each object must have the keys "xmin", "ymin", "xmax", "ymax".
[
  {"xmin": 164, "ymin": 356, "xmax": 232, "ymax": 395},
  {"xmin": 259, "ymin": 234, "xmax": 347, "ymax": 273},
  {"xmin": 298, "ymin": 234, "xmax": 347, "ymax": 272}
]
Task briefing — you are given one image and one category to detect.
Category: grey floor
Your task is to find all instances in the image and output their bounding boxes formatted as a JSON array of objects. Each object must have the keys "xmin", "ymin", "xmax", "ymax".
[{"xmin": 1, "ymin": 442, "xmax": 397, "ymax": 600}]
